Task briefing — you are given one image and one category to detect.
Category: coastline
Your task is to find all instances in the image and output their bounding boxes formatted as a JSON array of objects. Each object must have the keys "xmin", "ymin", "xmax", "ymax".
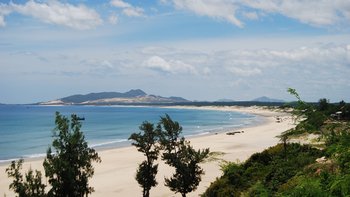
[
  {"xmin": 0, "ymin": 105, "xmax": 295, "ymax": 197},
  {"xmin": 0, "ymin": 104, "xmax": 264, "ymax": 165}
]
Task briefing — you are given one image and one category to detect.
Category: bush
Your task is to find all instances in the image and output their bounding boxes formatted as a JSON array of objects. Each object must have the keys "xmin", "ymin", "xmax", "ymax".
[{"xmin": 279, "ymin": 177, "xmax": 325, "ymax": 197}]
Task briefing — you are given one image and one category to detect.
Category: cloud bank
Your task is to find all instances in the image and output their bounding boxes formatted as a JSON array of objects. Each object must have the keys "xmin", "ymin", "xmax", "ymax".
[
  {"xmin": 163, "ymin": 0, "xmax": 350, "ymax": 27},
  {"xmin": 1, "ymin": 0, "xmax": 349, "ymax": 29},
  {"xmin": 169, "ymin": 0, "xmax": 243, "ymax": 27},
  {"xmin": 0, "ymin": 0, "xmax": 102, "ymax": 29},
  {"xmin": 144, "ymin": 55, "xmax": 197, "ymax": 75},
  {"xmin": 110, "ymin": 0, "xmax": 145, "ymax": 17}
]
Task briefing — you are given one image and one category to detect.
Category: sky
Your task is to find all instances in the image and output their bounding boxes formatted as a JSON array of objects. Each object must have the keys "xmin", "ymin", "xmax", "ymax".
[{"xmin": 0, "ymin": 0, "xmax": 350, "ymax": 104}]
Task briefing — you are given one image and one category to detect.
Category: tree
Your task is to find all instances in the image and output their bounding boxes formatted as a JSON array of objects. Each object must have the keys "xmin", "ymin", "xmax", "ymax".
[
  {"xmin": 287, "ymin": 88, "xmax": 310, "ymax": 119},
  {"xmin": 318, "ymin": 98, "xmax": 329, "ymax": 111},
  {"xmin": 287, "ymin": 88, "xmax": 326, "ymax": 131},
  {"xmin": 164, "ymin": 141, "xmax": 209, "ymax": 197},
  {"xmin": 279, "ymin": 132, "xmax": 289, "ymax": 159},
  {"xmin": 158, "ymin": 114, "xmax": 184, "ymax": 154},
  {"xmin": 6, "ymin": 159, "xmax": 46, "ymax": 197},
  {"xmin": 158, "ymin": 114, "xmax": 210, "ymax": 197},
  {"xmin": 43, "ymin": 112, "xmax": 101, "ymax": 197},
  {"xmin": 129, "ymin": 121, "xmax": 159, "ymax": 197}
]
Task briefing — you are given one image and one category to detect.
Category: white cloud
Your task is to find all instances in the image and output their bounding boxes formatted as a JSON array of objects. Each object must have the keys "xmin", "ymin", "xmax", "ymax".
[
  {"xmin": 144, "ymin": 55, "xmax": 197, "ymax": 74},
  {"xmin": 3, "ymin": 40, "xmax": 350, "ymax": 102},
  {"xmin": 110, "ymin": 0, "xmax": 131, "ymax": 8},
  {"xmin": 227, "ymin": 67, "xmax": 262, "ymax": 77},
  {"xmin": 170, "ymin": 0, "xmax": 243, "ymax": 27},
  {"xmin": 242, "ymin": 11, "xmax": 258, "ymax": 20},
  {"xmin": 140, "ymin": 43, "xmax": 350, "ymax": 83},
  {"xmin": 218, "ymin": 44, "xmax": 350, "ymax": 78},
  {"xmin": 0, "ymin": 15, "xmax": 5, "ymax": 27},
  {"xmin": 0, "ymin": 0, "xmax": 102, "ymax": 30},
  {"xmin": 101, "ymin": 60, "xmax": 114, "ymax": 69},
  {"xmin": 242, "ymin": 0, "xmax": 350, "ymax": 26},
  {"xmin": 165, "ymin": 0, "xmax": 350, "ymax": 27},
  {"xmin": 123, "ymin": 7, "xmax": 144, "ymax": 17},
  {"xmin": 109, "ymin": 13, "xmax": 118, "ymax": 24},
  {"xmin": 0, "ymin": 3, "xmax": 12, "ymax": 27},
  {"xmin": 110, "ymin": 0, "xmax": 145, "ymax": 17},
  {"xmin": 202, "ymin": 67, "xmax": 211, "ymax": 75}
]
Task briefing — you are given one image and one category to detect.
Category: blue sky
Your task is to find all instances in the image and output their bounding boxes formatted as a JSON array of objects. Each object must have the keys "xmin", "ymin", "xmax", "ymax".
[{"xmin": 0, "ymin": 0, "xmax": 350, "ymax": 103}]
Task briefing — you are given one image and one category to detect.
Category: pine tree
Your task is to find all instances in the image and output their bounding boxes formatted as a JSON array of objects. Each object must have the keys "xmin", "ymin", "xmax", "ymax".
[
  {"xmin": 43, "ymin": 112, "xmax": 101, "ymax": 197},
  {"xmin": 129, "ymin": 121, "xmax": 159, "ymax": 197},
  {"xmin": 6, "ymin": 159, "xmax": 46, "ymax": 197},
  {"xmin": 158, "ymin": 114, "xmax": 209, "ymax": 197}
]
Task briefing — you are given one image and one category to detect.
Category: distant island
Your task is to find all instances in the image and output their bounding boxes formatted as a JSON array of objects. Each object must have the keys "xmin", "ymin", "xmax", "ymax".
[
  {"xmin": 39, "ymin": 89, "xmax": 190, "ymax": 105},
  {"xmin": 252, "ymin": 96, "xmax": 285, "ymax": 103},
  {"xmin": 37, "ymin": 89, "xmax": 286, "ymax": 106}
]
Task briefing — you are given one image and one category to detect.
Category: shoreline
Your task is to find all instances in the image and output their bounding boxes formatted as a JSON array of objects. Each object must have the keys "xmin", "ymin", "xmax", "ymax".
[
  {"xmin": 0, "ymin": 105, "xmax": 266, "ymax": 166},
  {"xmin": 0, "ymin": 105, "xmax": 295, "ymax": 197}
]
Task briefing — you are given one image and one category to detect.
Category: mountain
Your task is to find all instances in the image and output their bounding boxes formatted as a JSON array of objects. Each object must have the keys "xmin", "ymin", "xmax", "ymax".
[
  {"xmin": 60, "ymin": 89, "xmax": 147, "ymax": 103},
  {"xmin": 39, "ymin": 89, "xmax": 190, "ymax": 105},
  {"xmin": 252, "ymin": 96, "xmax": 285, "ymax": 103}
]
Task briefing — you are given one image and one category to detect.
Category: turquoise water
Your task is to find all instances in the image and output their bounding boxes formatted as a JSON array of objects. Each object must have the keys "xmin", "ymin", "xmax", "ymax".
[{"xmin": 0, "ymin": 105, "xmax": 262, "ymax": 162}]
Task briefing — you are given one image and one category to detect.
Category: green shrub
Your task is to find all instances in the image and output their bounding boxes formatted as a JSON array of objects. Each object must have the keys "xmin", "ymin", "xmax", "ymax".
[{"xmin": 280, "ymin": 177, "xmax": 325, "ymax": 197}]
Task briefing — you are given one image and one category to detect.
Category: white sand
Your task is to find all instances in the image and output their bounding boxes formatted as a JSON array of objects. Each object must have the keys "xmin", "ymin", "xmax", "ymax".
[{"xmin": 0, "ymin": 106, "xmax": 295, "ymax": 197}]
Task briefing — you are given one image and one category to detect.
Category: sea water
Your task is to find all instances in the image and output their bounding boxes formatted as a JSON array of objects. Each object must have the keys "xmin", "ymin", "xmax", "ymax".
[{"xmin": 0, "ymin": 105, "xmax": 262, "ymax": 162}]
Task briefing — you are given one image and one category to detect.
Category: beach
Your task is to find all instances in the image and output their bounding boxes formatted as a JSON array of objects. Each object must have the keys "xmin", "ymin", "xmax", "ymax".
[{"xmin": 0, "ymin": 106, "xmax": 295, "ymax": 197}]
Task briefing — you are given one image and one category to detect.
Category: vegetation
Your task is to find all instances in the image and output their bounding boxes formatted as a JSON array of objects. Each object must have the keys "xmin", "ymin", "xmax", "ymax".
[
  {"xmin": 6, "ymin": 112, "xmax": 100, "ymax": 197},
  {"xmin": 203, "ymin": 89, "xmax": 350, "ymax": 196},
  {"xmin": 129, "ymin": 121, "xmax": 159, "ymax": 197},
  {"xmin": 8, "ymin": 88, "xmax": 350, "ymax": 196},
  {"xmin": 129, "ymin": 114, "xmax": 210, "ymax": 197},
  {"xmin": 158, "ymin": 115, "xmax": 210, "ymax": 197},
  {"xmin": 202, "ymin": 143, "xmax": 322, "ymax": 196},
  {"xmin": 6, "ymin": 159, "xmax": 46, "ymax": 197},
  {"xmin": 43, "ymin": 112, "xmax": 101, "ymax": 196}
]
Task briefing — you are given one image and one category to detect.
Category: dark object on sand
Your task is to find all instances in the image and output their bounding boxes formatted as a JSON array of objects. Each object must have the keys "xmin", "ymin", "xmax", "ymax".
[{"xmin": 226, "ymin": 131, "xmax": 243, "ymax": 135}]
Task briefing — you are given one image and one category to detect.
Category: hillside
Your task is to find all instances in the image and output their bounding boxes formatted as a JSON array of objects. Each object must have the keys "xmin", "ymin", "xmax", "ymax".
[
  {"xmin": 39, "ymin": 89, "xmax": 189, "ymax": 105},
  {"xmin": 203, "ymin": 95, "xmax": 350, "ymax": 196}
]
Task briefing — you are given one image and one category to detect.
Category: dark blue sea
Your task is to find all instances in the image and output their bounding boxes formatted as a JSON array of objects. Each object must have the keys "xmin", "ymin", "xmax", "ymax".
[{"xmin": 0, "ymin": 105, "xmax": 262, "ymax": 162}]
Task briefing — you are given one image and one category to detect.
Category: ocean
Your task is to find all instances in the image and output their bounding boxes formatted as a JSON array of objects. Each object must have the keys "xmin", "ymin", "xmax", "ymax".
[{"xmin": 0, "ymin": 105, "xmax": 262, "ymax": 163}]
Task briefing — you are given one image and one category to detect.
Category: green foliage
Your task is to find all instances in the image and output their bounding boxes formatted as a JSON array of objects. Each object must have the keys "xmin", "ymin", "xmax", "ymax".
[
  {"xmin": 287, "ymin": 88, "xmax": 301, "ymax": 103},
  {"xmin": 158, "ymin": 114, "xmax": 210, "ymax": 197},
  {"xmin": 164, "ymin": 141, "xmax": 209, "ymax": 197},
  {"xmin": 328, "ymin": 174, "xmax": 350, "ymax": 196},
  {"xmin": 129, "ymin": 114, "xmax": 210, "ymax": 197},
  {"xmin": 203, "ymin": 143, "xmax": 322, "ymax": 196},
  {"xmin": 6, "ymin": 112, "xmax": 101, "ymax": 197},
  {"xmin": 325, "ymin": 124, "xmax": 350, "ymax": 172},
  {"xmin": 221, "ymin": 162, "xmax": 245, "ymax": 187},
  {"xmin": 318, "ymin": 98, "xmax": 330, "ymax": 111},
  {"xmin": 279, "ymin": 176, "xmax": 326, "ymax": 197},
  {"xmin": 158, "ymin": 114, "xmax": 184, "ymax": 153},
  {"xmin": 6, "ymin": 159, "xmax": 46, "ymax": 197},
  {"xmin": 129, "ymin": 121, "xmax": 159, "ymax": 197},
  {"xmin": 43, "ymin": 112, "xmax": 101, "ymax": 197},
  {"xmin": 203, "ymin": 90, "xmax": 350, "ymax": 196},
  {"xmin": 287, "ymin": 88, "xmax": 327, "ymax": 132},
  {"xmin": 287, "ymin": 88, "xmax": 310, "ymax": 116},
  {"xmin": 202, "ymin": 177, "xmax": 238, "ymax": 197},
  {"xmin": 243, "ymin": 181, "xmax": 270, "ymax": 197},
  {"xmin": 135, "ymin": 162, "xmax": 158, "ymax": 197}
]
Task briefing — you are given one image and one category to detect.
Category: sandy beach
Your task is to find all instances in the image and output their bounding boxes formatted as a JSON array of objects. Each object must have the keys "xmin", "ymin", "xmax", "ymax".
[{"xmin": 0, "ymin": 106, "xmax": 295, "ymax": 197}]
